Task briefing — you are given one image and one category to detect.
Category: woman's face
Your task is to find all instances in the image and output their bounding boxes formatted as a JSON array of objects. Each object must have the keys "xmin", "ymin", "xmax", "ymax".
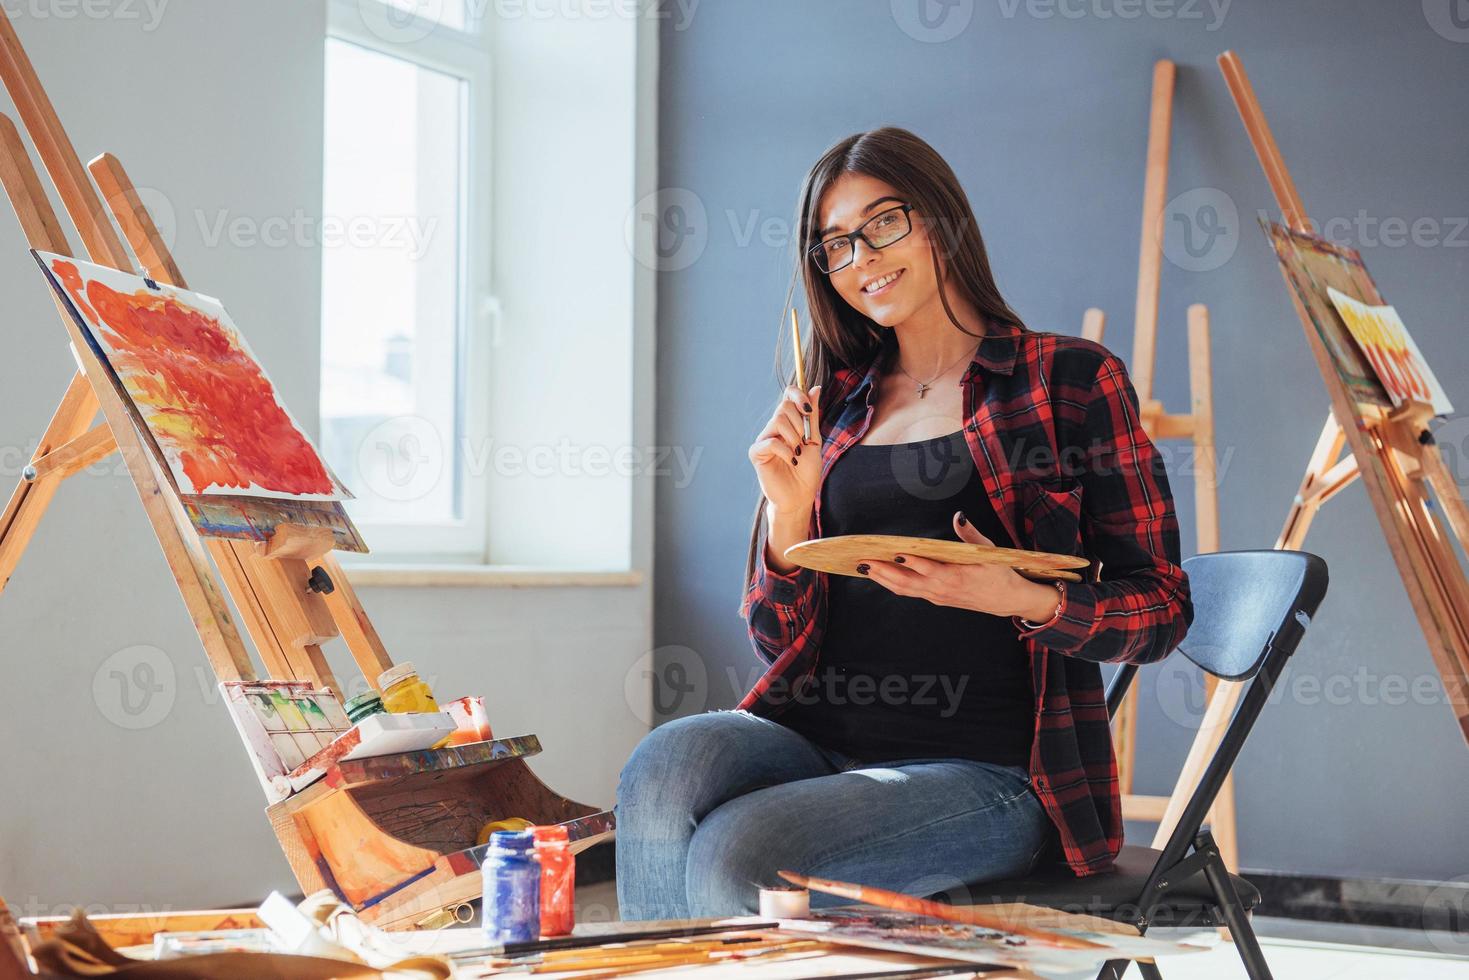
[{"xmin": 813, "ymin": 172, "xmax": 940, "ymax": 327}]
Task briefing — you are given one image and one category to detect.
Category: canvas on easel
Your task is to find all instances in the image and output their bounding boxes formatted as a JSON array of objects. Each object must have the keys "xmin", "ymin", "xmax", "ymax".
[
  {"xmin": 34, "ymin": 250, "xmax": 353, "ymax": 501},
  {"xmin": 0, "ymin": 8, "xmax": 613, "ymax": 930},
  {"xmin": 1260, "ymin": 222, "xmax": 1391, "ymax": 409},
  {"xmin": 1325, "ymin": 289, "xmax": 1453, "ymax": 417}
]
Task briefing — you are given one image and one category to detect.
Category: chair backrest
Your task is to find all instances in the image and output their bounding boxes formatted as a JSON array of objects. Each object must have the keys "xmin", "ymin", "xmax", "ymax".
[
  {"xmin": 1176, "ymin": 550, "xmax": 1329, "ymax": 680},
  {"xmin": 1105, "ymin": 549, "xmax": 1329, "ymax": 713},
  {"xmin": 1112, "ymin": 550, "xmax": 1329, "ymax": 879}
]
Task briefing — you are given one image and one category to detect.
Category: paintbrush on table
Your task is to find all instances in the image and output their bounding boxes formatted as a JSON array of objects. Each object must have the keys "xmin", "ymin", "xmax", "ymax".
[
  {"xmin": 473, "ymin": 937, "xmax": 828, "ymax": 978},
  {"xmin": 530, "ymin": 938, "xmax": 824, "ymax": 974},
  {"xmin": 450, "ymin": 921, "xmax": 779, "ymax": 964},
  {"xmin": 525, "ymin": 935, "xmax": 808, "ymax": 969},
  {"xmin": 778, "ymin": 870, "xmax": 1105, "ymax": 951}
]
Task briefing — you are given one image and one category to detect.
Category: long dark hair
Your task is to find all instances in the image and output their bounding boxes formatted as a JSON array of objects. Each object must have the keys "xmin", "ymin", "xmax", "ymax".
[{"xmin": 739, "ymin": 126, "xmax": 1027, "ymax": 616}]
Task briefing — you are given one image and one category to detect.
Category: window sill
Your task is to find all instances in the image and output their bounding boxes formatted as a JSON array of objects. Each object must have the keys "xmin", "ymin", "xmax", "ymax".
[{"xmin": 338, "ymin": 563, "xmax": 645, "ymax": 589}]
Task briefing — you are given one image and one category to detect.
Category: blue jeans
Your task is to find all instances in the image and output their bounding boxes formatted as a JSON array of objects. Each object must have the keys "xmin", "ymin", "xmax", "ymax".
[{"xmin": 614, "ymin": 709, "xmax": 1052, "ymax": 920}]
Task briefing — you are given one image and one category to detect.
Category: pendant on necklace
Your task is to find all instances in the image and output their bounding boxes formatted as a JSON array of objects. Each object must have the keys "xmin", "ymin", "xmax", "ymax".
[{"xmin": 916, "ymin": 382, "xmax": 929, "ymax": 398}]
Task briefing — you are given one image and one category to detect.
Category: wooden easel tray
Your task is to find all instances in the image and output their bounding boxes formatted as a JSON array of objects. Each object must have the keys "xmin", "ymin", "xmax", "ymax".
[{"xmin": 786, "ymin": 534, "xmax": 1089, "ymax": 582}]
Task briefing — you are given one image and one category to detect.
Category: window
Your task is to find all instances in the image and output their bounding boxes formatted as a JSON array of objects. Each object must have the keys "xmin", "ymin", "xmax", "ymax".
[{"xmin": 320, "ymin": 0, "xmax": 491, "ymax": 561}]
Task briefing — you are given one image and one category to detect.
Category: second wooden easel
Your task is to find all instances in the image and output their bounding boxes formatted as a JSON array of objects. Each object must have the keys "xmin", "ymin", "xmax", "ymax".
[
  {"xmin": 0, "ymin": 10, "xmax": 612, "ymax": 929},
  {"xmin": 1079, "ymin": 59, "xmax": 1236, "ymax": 870}
]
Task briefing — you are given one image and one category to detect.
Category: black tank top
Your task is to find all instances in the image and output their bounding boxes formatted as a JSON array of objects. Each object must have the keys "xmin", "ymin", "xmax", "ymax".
[{"xmin": 780, "ymin": 428, "xmax": 1035, "ymax": 767}]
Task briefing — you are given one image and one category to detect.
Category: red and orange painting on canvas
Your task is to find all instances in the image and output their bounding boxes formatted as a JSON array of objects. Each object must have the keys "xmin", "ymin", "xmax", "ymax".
[{"xmin": 35, "ymin": 251, "xmax": 351, "ymax": 500}]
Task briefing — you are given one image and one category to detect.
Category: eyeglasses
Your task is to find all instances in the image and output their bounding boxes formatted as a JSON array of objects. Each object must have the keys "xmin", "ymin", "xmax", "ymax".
[{"xmin": 808, "ymin": 203, "xmax": 915, "ymax": 274}]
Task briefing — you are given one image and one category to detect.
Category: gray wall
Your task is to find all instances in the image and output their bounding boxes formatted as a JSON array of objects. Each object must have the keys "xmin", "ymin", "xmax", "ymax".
[
  {"xmin": 654, "ymin": 0, "xmax": 1469, "ymax": 882},
  {"xmin": 0, "ymin": 3, "xmax": 653, "ymax": 913}
]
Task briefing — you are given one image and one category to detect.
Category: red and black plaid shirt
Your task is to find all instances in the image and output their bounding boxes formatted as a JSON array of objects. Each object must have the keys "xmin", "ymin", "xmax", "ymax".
[{"xmin": 738, "ymin": 322, "xmax": 1192, "ymax": 877}]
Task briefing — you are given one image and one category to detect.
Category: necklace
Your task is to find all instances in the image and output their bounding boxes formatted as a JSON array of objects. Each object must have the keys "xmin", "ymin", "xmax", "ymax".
[{"xmin": 892, "ymin": 341, "xmax": 981, "ymax": 398}]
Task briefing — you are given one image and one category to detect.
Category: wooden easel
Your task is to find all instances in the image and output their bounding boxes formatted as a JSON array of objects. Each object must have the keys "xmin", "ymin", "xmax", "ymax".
[
  {"xmin": 1144, "ymin": 49, "xmax": 1469, "ymax": 874},
  {"xmin": 1080, "ymin": 60, "xmax": 1237, "ymax": 870},
  {"xmin": 0, "ymin": 11, "xmax": 611, "ymax": 929}
]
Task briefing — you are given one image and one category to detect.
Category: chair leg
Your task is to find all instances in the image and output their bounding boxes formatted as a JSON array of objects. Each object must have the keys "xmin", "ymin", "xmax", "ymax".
[
  {"xmin": 1197, "ymin": 833, "xmax": 1273, "ymax": 980},
  {"xmin": 1137, "ymin": 961, "xmax": 1165, "ymax": 980}
]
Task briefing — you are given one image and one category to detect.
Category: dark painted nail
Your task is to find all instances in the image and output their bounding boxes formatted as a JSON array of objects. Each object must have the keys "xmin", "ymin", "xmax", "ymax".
[
  {"xmin": 957, "ymin": 512, "xmax": 968, "ymax": 526},
  {"xmin": 894, "ymin": 555, "xmax": 906, "ymax": 564},
  {"xmin": 792, "ymin": 458, "xmax": 798, "ymax": 466},
  {"xmin": 856, "ymin": 563, "xmax": 870, "ymax": 575},
  {"xmin": 803, "ymin": 402, "xmax": 812, "ymax": 413},
  {"xmin": 795, "ymin": 445, "xmax": 801, "ymax": 456}
]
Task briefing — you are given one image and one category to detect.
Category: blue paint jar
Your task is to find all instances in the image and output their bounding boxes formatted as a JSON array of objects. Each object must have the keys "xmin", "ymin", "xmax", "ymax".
[{"xmin": 482, "ymin": 829, "xmax": 540, "ymax": 943}]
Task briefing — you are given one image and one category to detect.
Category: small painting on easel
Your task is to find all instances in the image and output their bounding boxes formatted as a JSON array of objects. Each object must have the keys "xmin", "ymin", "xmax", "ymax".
[
  {"xmin": 33, "ymin": 251, "xmax": 352, "ymax": 501},
  {"xmin": 1261, "ymin": 220, "xmax": 1391, "ymax": 409},
  {"xmin": 1326, "ymin": 288, "xmax": 1454, "ymax": 417}
]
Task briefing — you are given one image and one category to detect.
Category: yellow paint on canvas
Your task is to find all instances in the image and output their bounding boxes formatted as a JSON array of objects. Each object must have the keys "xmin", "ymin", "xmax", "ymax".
[{"xmin": 1326, "ymin": 287, "xmax": 1453, "ymax": 416}]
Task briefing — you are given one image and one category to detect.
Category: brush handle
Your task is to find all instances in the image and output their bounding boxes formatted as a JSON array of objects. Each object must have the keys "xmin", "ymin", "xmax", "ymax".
[
  {"xmin": 779, "ymin": 870, "xmax": 1104, "ymax": 951},
  {"xmin": 790, "ymin": 308, "xmax": 807, "ymax": 391}
]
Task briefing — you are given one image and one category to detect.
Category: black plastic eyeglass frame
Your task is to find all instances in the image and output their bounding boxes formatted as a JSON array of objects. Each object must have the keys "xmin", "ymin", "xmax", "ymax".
[{"xmin": 808, "ymin": 203, "xmax": 915, "ymax": 274}]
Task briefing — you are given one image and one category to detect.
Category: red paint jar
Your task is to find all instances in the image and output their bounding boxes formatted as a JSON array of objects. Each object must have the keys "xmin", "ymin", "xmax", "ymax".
[{"xmin": 532, "ymin": 824, "xmax": 575, "ymax": 937}]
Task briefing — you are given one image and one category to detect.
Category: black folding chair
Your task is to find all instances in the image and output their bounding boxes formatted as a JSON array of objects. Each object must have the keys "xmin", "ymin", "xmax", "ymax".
[{"xmin": 967, "ymin": 549, "xmax": 1329, "ymax": 980}]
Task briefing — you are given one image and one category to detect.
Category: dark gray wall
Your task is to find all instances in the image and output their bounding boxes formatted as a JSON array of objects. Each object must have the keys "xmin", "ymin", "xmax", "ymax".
[{"xmin": 653, "ymin": 0, "xmax": 1469, "ymax": 882}]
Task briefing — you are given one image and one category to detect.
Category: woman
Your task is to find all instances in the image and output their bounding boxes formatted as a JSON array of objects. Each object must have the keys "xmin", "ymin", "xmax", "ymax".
[{"xmin": 615, "ymin": 127, "xmax": 1192, "ymax": 921}]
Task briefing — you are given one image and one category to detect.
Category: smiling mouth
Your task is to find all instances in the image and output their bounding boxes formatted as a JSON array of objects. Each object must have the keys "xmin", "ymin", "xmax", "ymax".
[{"xmin": 862, "ymin": 268, "xmax": 906, "ymax": 295}]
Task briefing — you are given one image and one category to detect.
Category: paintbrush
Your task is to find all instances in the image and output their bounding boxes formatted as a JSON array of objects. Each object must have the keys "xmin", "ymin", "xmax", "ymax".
[
  {"xmin": 450, "ymin": 921, "xmax": 778, "ymax": 962},
  {"xmin": 533, "ymin": 936, "xmax": 767, "ymax": 961},
  {"xmin": 477, "ymin": 935, "xmax": 808, "ymax": 972},
  {"xmin": 791, "ymin": 307, "xmax": 811, "ymax": 444},
  {"xmin": 778, "ymin": 870, "xmax": 1105, "ymax": 951},
  {"xmin": 594, "ymin": 942, "xmax": 825, "ymax": 978},
  {"xmin": 546, "ymin": 959, "xmax": 992, "ymax": 980},
  {"xmin": 524, "ymin": 936, "xmax": 794, "ymax": 969},
  {"xmin": 781, "ymin": 967, "xmax": 987, "ymax": 980},
  {"xmin": 480, "ymin": 939, "xmax": 827, "ymax": 978}
]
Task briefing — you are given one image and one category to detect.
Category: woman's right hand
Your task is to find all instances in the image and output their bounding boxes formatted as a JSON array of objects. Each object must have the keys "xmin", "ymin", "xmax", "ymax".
[{"xmin": 748, "ymin": 383, "xmax": 823, "ymax": 517}]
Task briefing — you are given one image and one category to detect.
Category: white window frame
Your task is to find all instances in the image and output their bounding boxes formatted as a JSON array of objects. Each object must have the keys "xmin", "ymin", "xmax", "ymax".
[{"xmin": 324, "ymin": 0, "xmax": 495, "ymax": 563}]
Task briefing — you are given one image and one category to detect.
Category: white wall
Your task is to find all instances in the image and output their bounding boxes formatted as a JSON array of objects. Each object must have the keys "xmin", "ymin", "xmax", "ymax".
[{"xmin": 0, "ymin": 0, "xmax": 654, "ymax": 913}]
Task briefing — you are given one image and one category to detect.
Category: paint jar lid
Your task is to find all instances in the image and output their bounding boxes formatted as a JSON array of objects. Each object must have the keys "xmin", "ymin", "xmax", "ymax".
[
  {"xmin": 533, "ymin": 825, "xmax": 570, "ymax": 848},
  {"xmin": 377, "ymin": 662, "xmax": 421, "ymax": 690},
  {"xmin": 343, "ymin": 691, "xmax": 383, "ymax": 715},
  {"xmin": 487, "ymin": 829, "xmax": 536, "ymax": 853},
  {"xmin": 758, "ymin": 886, "xmax": 810, "ymax": 919}
]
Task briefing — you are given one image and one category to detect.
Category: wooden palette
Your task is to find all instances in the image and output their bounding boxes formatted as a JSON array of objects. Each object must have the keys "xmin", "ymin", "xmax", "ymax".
[{"xmin": 785, "ymin": 534, "xmax": 1090, "ymax": 582}]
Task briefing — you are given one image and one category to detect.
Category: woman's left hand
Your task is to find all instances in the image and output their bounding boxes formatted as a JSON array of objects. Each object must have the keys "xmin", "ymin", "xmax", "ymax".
[{"xmin": 857, "ymin": 511, "xmax": 1062, "ymax": 622}]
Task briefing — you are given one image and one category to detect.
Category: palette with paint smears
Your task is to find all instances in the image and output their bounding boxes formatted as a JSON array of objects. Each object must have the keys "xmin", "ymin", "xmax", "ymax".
[{"xmin": 785, "ymin": 534, "xmax": 1090, "ymax": 582}]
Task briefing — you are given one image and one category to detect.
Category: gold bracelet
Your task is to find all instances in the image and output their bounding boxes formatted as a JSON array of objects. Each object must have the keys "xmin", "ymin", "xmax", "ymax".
[{"xmin": 1019, "ymin": 580, "xmax": 1065, "ymax": 629}]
